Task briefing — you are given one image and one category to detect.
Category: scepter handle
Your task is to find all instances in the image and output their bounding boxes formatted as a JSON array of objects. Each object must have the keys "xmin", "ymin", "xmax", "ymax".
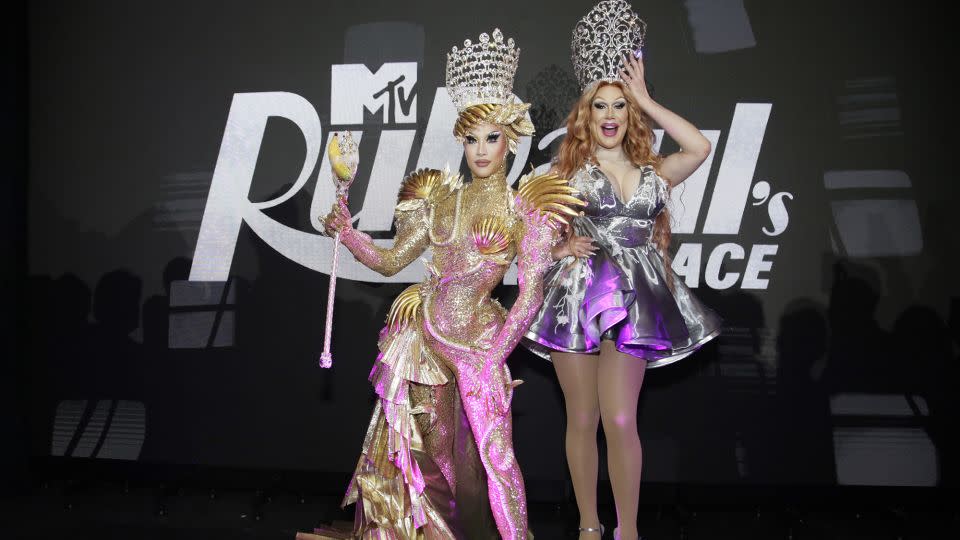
[{"xmin": 319, "ymin": 230, "xmax": 342, "ymax": 368}]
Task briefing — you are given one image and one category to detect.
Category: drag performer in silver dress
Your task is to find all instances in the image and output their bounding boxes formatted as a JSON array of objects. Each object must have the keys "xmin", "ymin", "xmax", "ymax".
[{"xmin": 523, "ymin": 2, "xmax": 722, "ymax": 539}]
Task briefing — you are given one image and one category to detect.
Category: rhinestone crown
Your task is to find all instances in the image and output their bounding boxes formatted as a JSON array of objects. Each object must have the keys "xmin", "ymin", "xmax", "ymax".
[
  {"xmin": 445, "ymin": 28, "xmax": 520, "ymax": 111},
  {"xmin": 571, "ymin": 0, "xmax": 647, "ymax": 91}
]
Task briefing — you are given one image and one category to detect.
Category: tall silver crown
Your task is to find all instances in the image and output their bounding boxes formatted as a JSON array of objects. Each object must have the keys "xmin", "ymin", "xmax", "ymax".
[
  {"xmin": 571, "ymin": 0, "xmax": 647, "ymax": 91},
  {"xmin": 445, "ymin": 28, "xmax": 520, "ymax": 111}
]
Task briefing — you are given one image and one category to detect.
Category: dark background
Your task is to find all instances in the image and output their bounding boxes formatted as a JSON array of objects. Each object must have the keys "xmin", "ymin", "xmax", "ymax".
[{"xmin": 15, "ymin": 0, "xmax": 958, "ymax": 503}]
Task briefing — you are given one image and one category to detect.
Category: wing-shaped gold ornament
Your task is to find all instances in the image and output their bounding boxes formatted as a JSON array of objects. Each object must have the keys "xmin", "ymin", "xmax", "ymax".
[
  {"xmin": 515, "ymin": 172, "xmax": 586, "ymax": 228},
  {"xmin": 386, "ymin": 284, "xmax": 423, "ymax": 332},
  {"xmin": 396, "ymin": 167, "xmax": 463, "ymax": 212}
]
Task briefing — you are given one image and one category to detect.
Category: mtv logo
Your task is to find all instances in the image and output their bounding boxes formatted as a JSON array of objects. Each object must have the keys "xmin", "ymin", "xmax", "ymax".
[{"xmin": 331, "ymin": 62, "xmax": 417, "ymax": 125}]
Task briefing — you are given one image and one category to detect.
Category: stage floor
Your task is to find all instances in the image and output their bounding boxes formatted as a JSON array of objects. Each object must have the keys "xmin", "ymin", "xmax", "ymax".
[{"xmin": 3, "ymin": 479, "xmax": 956, "ymax": 540}]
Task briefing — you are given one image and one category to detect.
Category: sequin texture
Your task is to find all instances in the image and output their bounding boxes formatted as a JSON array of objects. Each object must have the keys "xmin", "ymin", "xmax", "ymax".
[{"xmin": 319, "ymin": 164, "xmax": 575, "ymax": 539}]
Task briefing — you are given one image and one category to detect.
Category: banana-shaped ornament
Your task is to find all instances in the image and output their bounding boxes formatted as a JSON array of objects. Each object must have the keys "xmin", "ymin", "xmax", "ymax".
[{"xmin": 327, "ymin": 131, "xmax": 359, "ymax": 192}]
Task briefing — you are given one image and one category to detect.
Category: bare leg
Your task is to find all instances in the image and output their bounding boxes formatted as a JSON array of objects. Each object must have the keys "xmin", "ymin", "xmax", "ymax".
[
  {"xmin": 597, "ymin": 341, "xmax": 647, "ymax": 540},
  {"xmin": 553, "ymin": 351, "xmax": 602, "ymax": 538}
]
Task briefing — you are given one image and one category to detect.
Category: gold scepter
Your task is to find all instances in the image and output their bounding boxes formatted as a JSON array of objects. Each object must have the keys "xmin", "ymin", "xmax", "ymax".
[{"xmin": 319, "ymin": 132, "xmax": 358, "ymax": 368}]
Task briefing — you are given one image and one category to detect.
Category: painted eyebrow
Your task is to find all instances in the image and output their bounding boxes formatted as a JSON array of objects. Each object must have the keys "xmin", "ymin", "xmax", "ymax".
[{"xmin": 466, "ymin": 131, "xmax": 502, "ymax": 139}]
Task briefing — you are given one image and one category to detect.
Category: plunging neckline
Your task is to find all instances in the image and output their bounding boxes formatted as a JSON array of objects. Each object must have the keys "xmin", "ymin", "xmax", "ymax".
[{"xmin": 592, "ymin": 163, "xmax": 644, "ymax": 206}]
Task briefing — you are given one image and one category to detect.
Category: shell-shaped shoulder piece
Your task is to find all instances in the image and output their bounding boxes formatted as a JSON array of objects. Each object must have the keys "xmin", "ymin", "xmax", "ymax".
[
  {"xmin": 396, "ymin": 167, "xmax": 463, "ymax": 212},
  {"xmin": 386, "ymin": 283, "xmax": 422, "ymax": 332},
  {"xmin": 472, "ymin": 215, "xmax": 512, "ymax": 255},
  {"xmin": 514, "ymin": 172, "xmax": 586, "ymax": 228}
]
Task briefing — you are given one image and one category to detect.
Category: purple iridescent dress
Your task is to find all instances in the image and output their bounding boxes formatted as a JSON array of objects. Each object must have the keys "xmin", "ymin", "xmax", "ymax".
[{"xmin": 523, "ymin": 163, "xmax": 721, "ymax": 368}]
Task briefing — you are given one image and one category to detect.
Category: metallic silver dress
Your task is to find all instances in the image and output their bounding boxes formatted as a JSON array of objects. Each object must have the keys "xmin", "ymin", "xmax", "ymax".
[{"xmin": 523, "ymin": 163, "xmax": 721, "ymax": 368}]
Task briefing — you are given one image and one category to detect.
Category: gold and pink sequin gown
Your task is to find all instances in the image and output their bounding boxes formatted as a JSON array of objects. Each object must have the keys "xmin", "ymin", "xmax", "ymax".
[{"xmin": 300, "ymin": 166, "xmax": 579, "ymax": 540}]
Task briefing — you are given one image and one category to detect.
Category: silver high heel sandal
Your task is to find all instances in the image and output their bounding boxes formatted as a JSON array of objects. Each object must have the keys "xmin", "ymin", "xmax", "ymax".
[{"xmin": 579, "ymin": 524, "xmax": 605, "ymax": 537}]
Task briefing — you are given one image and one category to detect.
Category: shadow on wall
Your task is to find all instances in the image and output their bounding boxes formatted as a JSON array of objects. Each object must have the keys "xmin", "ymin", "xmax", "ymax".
[
  {"xmin": 822, "ymin": 261, "xmax": 893, "ymax": 393},
  {"xmin": 822, "ymin": 260, "xmax": 952, "ymax": 487},
  {"xmin": 892, "ymin": 303, "xmax": 956, "ymax": 487},
  {"xmin": 32, "ymin": 270, "xmax": 148, "ymax": 462},
  {"xmin": 773, "ymin": 298, "xmax": 835, "ymax": 485}
]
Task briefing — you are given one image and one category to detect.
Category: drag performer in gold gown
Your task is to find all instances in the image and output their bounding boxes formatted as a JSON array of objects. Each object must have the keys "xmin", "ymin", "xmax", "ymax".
[{"xmin": 299, "ymin": 28, "xmax": 584, "ymax": 540}]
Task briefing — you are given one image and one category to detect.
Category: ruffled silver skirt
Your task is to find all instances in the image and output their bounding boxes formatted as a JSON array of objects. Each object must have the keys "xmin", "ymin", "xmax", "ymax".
[{"xmin": 523, "ymin": 217, "xmax": 721, "ymax": 368}]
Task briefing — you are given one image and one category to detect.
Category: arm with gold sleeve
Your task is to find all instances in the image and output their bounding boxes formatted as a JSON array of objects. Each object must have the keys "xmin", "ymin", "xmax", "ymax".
[
  {"xmin": 337, "ymin": 208, "xmax": 428, "ymax": 277},
  {"xmin": 485, "ymin": 173, "xmax": 585, "ymax": 365},
  {"xmin": 324, "ymin": 168, "xmax": 461, "ymax": 277}
]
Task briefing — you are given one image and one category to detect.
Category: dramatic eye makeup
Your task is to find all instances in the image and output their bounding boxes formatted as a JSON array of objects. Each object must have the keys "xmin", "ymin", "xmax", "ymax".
[
  {"xmin": 486, "ymin": 132, "xmax": 501, "ymax": 143},
  {"xmin": 593, "ymin": 100, "xmax": 626, "ymax": 111},
  {"xmin": 465, "ymin": 135, "xmax": 477, "ymax": 144}
]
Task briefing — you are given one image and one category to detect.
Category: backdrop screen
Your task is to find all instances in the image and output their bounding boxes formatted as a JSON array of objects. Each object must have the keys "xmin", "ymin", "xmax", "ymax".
[{"xmin": 27, "ymin": 0, "xmax": 957, "ymax": 491}]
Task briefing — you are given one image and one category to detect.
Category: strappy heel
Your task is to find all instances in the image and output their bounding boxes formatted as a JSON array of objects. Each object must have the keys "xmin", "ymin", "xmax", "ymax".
[{"xmin": 578, "ymin": 524, "xmax": 605, "ymax": 537}]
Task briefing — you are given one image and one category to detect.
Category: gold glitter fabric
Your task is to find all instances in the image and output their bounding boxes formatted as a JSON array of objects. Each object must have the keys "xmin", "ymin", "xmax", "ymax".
[{"xmin": 313, "ymin": 165, "xmax": 580, "ymax": 539}]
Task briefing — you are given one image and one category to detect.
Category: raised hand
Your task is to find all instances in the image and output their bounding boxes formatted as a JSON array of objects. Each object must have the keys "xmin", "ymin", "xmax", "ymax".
[
  {"xmin": 619, "ymin": 50, "xmax": 652, "ymax": 105},
  {"xmin": 619, "ymin": 49, "xmax": 713, "ymax": 186}
]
